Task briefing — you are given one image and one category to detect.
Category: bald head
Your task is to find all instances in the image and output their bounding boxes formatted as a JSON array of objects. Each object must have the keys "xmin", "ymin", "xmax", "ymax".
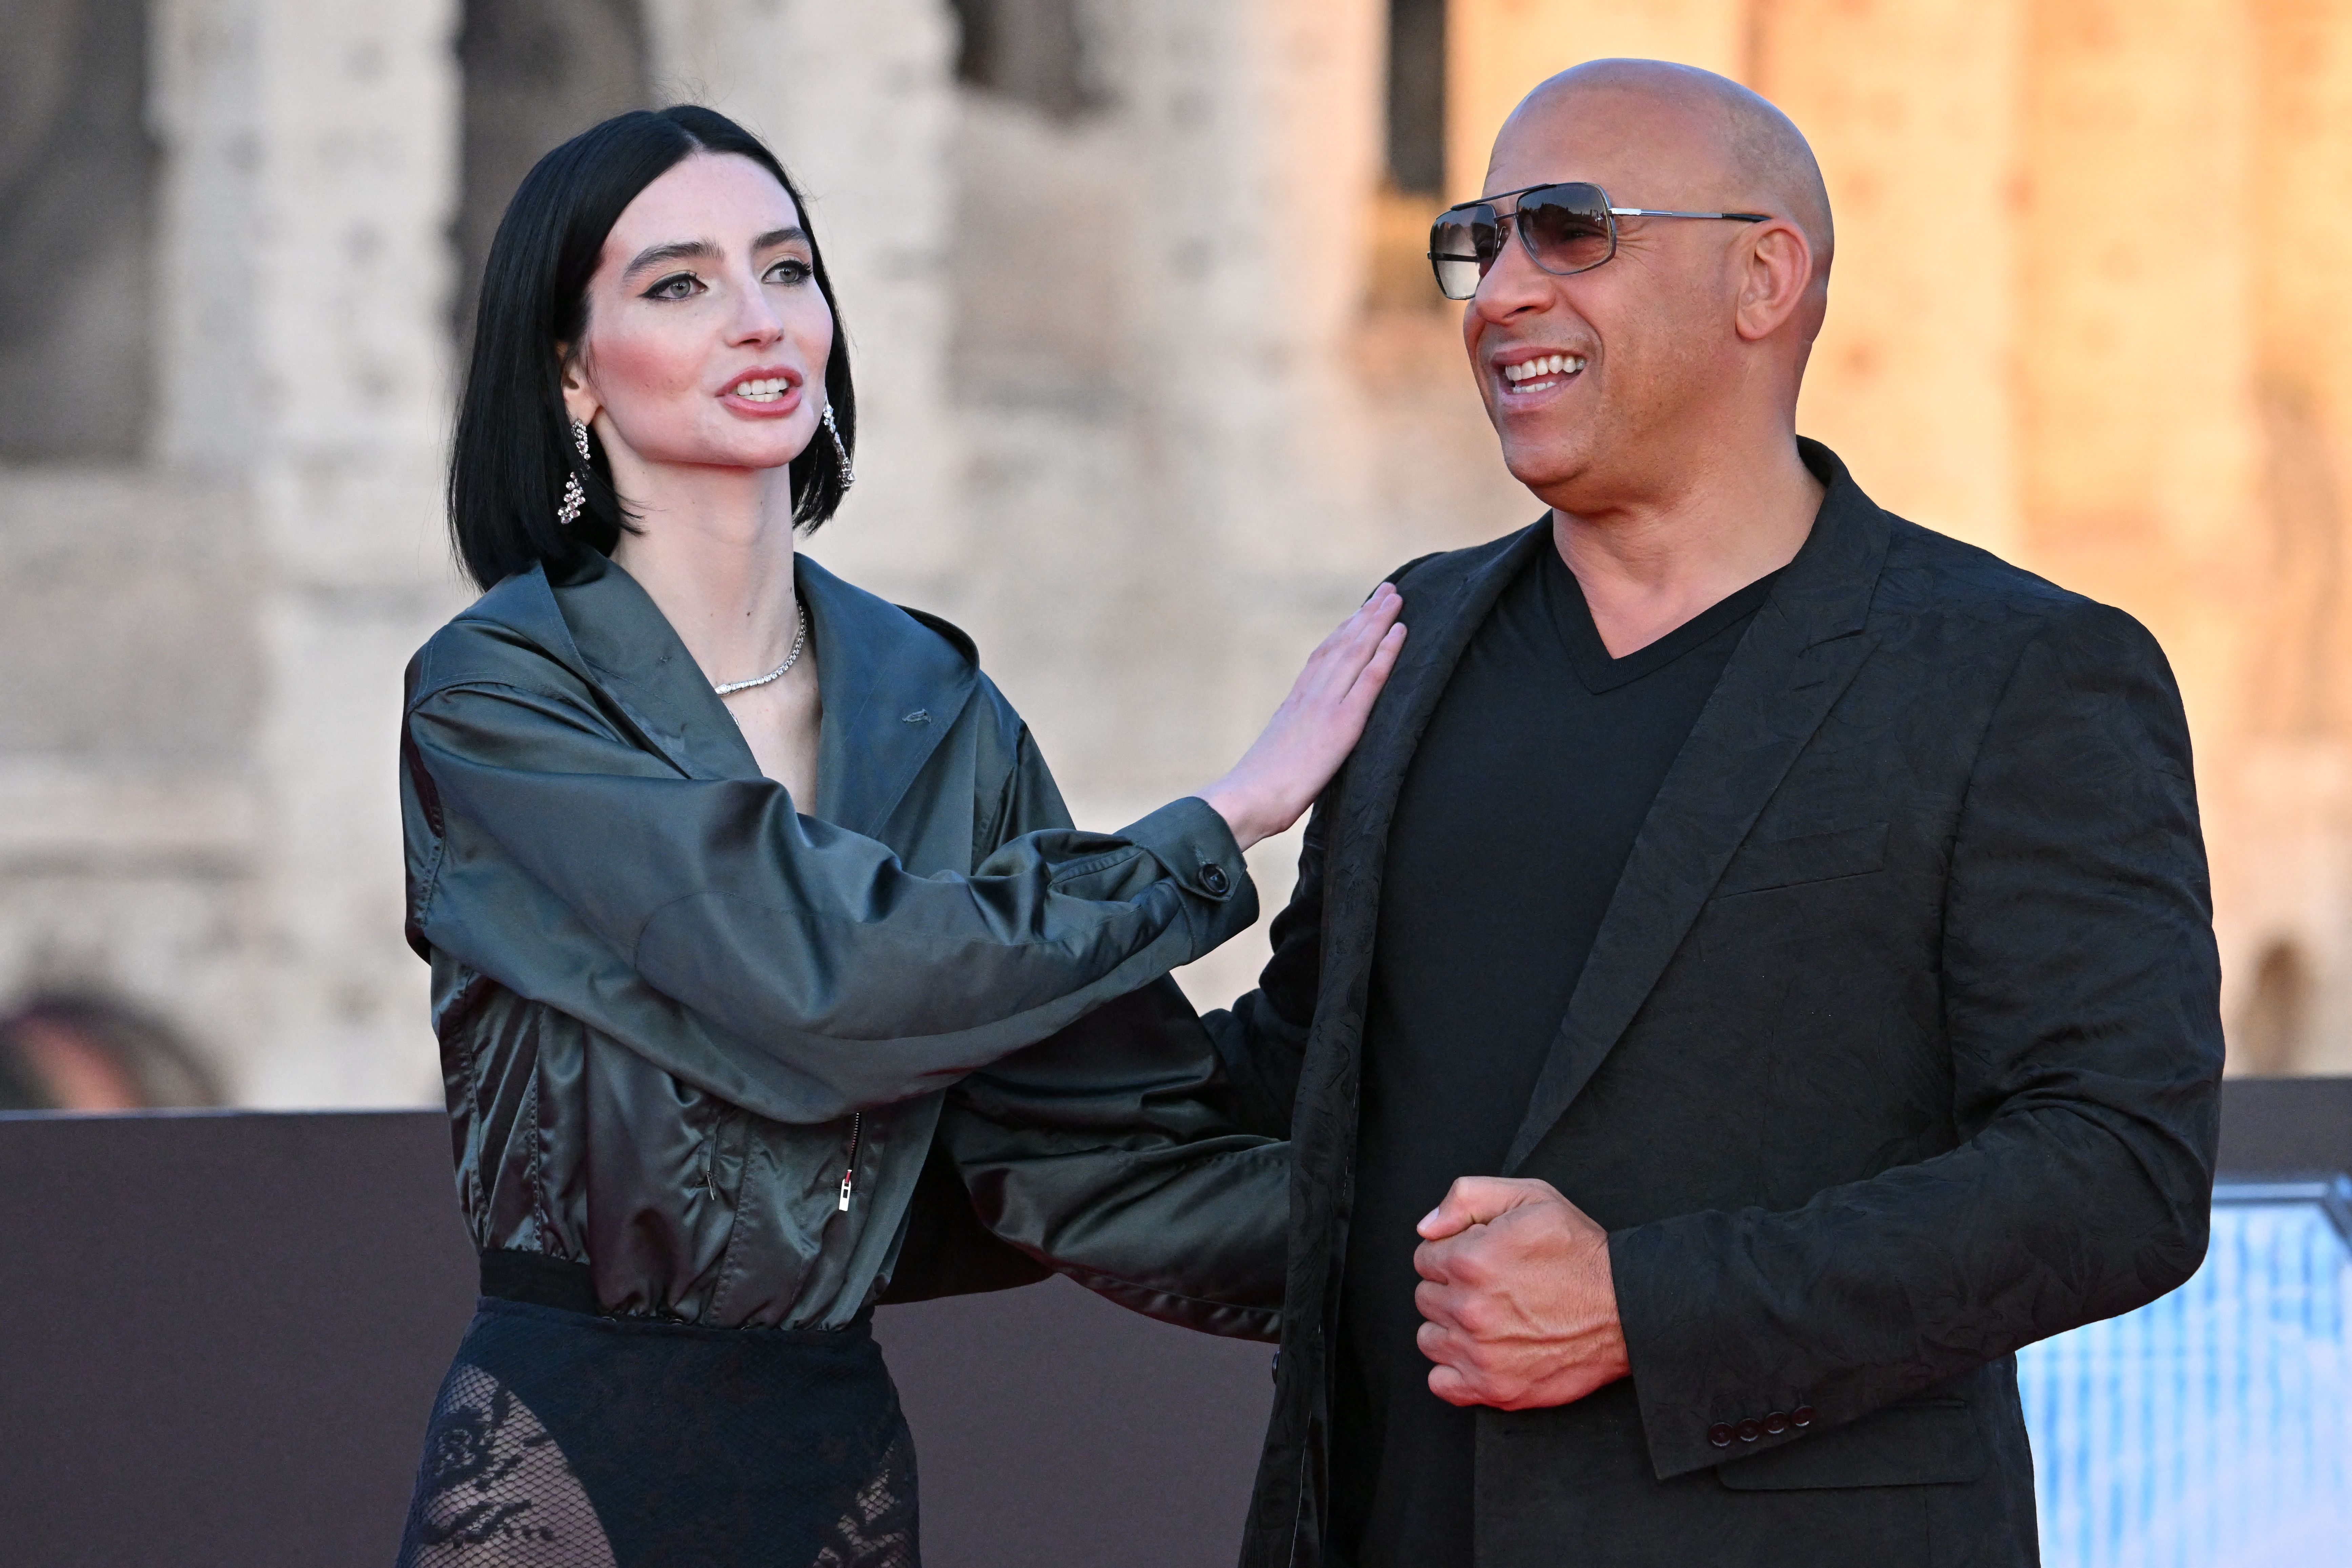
[
  {"xmin": 1498, "ymin": 59, "xmax": 1832, "ymax": 278},
  {"xmin": 1458, "ymin": 59, "xmax": 1834, "ymax": 521}
]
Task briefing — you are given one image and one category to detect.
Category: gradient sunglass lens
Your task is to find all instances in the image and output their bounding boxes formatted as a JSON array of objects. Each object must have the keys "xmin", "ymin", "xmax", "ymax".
[
  {"xmin": 1428, "ymin": 205, "xmax": 1500, "ymax": 301},
  {"xmin": 1428, "ymin": 184, "xmax": 1619, "ymax": 299},
  {"xmin": 1514, "ymin": 184, "xmax": 1616, "ymax": 275}
]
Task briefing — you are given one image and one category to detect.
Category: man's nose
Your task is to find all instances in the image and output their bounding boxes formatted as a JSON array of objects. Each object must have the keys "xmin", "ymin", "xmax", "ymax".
[{"xmin": 1472, "ymin": 226, "xmax": 1553, "ymax": 324}]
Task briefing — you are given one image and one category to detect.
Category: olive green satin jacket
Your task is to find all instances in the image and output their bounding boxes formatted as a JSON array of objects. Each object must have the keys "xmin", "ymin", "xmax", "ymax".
[{"xmin": 400, "ymin": 549, "xmax": 1287, "ymax": 1338}]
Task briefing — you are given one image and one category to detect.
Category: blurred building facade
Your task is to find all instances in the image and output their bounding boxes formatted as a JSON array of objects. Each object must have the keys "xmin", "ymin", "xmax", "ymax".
[{"xmin": 3, "ymin": 0, "xmax": 2349, "ymax": 1104}]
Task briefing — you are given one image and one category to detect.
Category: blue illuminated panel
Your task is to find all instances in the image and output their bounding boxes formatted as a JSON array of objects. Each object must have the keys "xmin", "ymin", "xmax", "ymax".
[{"xmin": 2017, "ymin": 1177, "xmax": 2352, "ymax": 1567}]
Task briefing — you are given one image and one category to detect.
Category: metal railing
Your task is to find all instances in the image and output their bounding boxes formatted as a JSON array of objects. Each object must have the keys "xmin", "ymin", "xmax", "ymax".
[{"xmin": 2020, "ymin": 1175, "xmax": 2352, "ymax": 1567}]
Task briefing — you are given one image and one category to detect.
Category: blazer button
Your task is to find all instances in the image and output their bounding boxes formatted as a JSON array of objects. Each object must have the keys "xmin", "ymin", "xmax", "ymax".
[
  {"xmin": 1707, "ymin": 1423, "xmax": 1736, "ymax": 1449},
  {"xmin": 1764, "ymin": 1410, "xmax": 1790, "ymax": 1435},
  {"xmin": 1199, "ymin": 863, "xmax": 1230, "ymax": 895},
  {"xmin": 1791, "ymin": 1406, "xmax": 1817, "ymax": 1428},
  {"xmin": 1735, "ymin": 1419, "xmax": 1764, "ymax": 1443}
]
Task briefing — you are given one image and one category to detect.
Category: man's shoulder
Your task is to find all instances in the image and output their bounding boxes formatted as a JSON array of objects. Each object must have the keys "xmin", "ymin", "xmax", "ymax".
[
  {"xmin": 1869, "ymin": 511, "xmax": 2168, "ymax": 674},
  {"xmin": 1382, "ymin": 518, "xmax": 1548, "ymax": 594}
]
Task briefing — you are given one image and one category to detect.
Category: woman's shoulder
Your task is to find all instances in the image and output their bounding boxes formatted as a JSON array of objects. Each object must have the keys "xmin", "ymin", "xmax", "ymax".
[
  {"xmin": 896, "ymin": 605, "xmax": 1025, "ymax": 738},
  {"xmin": 406, "ymin": 563, "xmax": 589, "ymax": 709},
  {"xmin": 796, "ymin": 556, "xmax": 1028, "ymax": 738}
]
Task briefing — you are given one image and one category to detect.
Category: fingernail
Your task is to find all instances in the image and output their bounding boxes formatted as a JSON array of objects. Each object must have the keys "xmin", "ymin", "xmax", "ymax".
[{"xmin": 1419, "ymin": 1207, "xmax": 1441, "ymax": 1227}]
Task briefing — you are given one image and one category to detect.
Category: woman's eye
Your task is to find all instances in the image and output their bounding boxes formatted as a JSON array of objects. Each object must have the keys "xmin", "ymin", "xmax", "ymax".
[
  {"xmin": 645, "ymin": 272, "xmax": 703, "ymax": 301},
  {"xmin": 765, "ymin": 258, "xmax": 813, "ymax": 286}
]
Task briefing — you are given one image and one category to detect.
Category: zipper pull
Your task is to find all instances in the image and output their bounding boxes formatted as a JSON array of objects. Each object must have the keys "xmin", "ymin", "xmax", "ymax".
[{"xmin": 837, "ymin": 1111, "xmax": 863, "ymax": 1213}]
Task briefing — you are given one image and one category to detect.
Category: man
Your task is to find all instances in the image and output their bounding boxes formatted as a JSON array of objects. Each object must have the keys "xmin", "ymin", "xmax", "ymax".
[{"xmin": 1204, "ymin": 59, "xmax": 2223, "ymax": 1567}]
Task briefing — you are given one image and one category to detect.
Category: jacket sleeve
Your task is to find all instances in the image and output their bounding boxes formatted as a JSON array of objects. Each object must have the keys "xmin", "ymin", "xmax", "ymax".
[
  {"xmin": 405, "ymin": 677, "xmax": 1256, "ymax": 1119},
  {"xmin": 931, "ymin": 728, "xmax": 1291, "ymax": 1340},
  {"xmin": 1197, "ymin": 783, "xmax": 1334, "ymax": 1138},
  {"xmin": 1609, "ymin": 600, "xmax": 2224, "ymax": 1479}
]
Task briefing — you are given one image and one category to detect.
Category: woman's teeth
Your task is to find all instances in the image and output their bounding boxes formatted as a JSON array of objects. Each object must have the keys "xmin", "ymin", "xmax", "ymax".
[
  {"xmin": 730, "ymin": 377, "xmax": 792, "ymax": 401},
  {"xmin": 1503, "ymin": 353, "xmax": 1586, "ymax": 390}
]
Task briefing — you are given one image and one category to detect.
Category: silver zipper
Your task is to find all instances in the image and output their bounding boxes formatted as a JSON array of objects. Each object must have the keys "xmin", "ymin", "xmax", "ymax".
[{"xmin": 837, "ymin": 1112, "xmax": 863, "ymax": 1212}]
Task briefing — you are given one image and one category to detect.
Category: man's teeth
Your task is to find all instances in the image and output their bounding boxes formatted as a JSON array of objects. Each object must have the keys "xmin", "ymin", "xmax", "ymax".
[
  {"xmin": 731, "ymin": 377, "xmax": 791, "ymax": 401},
  {"xmin": 1503, "ymin": 353, "xmax": 1586, "ymax": 387}
]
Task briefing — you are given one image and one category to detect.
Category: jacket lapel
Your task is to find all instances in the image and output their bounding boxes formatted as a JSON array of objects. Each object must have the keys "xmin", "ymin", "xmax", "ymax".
[
  {"xmin": 798, "ymin": 555, "xmax": 977, "ymax": 840},
  {"xmin": 1502, "ymin": 447, "xmax": 1892, "ymax": 1172},
  {"xmin": 550, "ymin": 555, "xmax": 764, "ymax": 782},
  {"xmin": 1313, "ymin": 525, "xmax": 1552, "ymax": 1058},
  {"xmin": 535, "ymin": 551, "xmax": 978, "ymax": 841}
]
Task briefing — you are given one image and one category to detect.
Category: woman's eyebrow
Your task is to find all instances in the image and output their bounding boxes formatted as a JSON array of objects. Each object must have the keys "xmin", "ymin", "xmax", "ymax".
[
  {"xmin": 622, "ymin": 239, "xmax": 720, "ymax": 280},
  {"xmin": 621, "ymin": 228, "xmax": 807, "ymax": 281}
]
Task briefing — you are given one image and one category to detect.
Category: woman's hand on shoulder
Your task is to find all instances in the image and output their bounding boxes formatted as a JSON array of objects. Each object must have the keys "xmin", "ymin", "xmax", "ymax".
[{"xmin": 1197, "ymin": 584, "xmax": 1406, "ymax": 850}]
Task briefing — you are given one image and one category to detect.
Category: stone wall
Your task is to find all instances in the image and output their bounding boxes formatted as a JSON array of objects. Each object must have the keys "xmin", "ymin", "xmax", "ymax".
[{"xmin": 9, "ymin": 0, "xmax": 2352, "ymax": 1099}]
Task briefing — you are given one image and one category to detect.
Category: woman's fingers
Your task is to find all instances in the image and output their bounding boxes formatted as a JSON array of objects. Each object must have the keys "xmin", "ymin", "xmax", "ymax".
[
  {"xmin": 1193, "ymin": 585, "xmax": 1409, "ymax": 849},
  {"xmin": 1346, "ymin": 621, "xmax": 1408, "ymax": 710},
  {"xmin": 1302, "ymin": 586, "xmax": 1403, "ymax": 699}
]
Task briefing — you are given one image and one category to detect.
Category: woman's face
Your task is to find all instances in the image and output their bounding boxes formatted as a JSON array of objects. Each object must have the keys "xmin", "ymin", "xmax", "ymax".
[{"xmin": 562, "ymin": 152, "xmax": 833, "ymax": 478}]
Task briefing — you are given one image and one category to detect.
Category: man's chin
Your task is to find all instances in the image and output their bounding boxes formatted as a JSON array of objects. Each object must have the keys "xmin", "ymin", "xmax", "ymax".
[{"xmin": 1499, "ymin": 442, "xmax": 1596, "ymax": 505}]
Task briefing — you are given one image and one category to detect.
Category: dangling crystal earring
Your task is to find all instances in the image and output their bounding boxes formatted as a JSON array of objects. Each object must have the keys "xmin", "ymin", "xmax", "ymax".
[
  {"xmin": 555, "ymin": 420, "xmax": 591, "ymax": 527},
  {"xmin": 822, "ymin": 405, "xmax": 855, "ymax": 491}
]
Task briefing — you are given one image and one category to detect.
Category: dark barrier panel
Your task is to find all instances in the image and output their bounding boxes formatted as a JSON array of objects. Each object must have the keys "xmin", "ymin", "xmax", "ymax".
[
  {"xmin": 2215, "ymin": 1074, "xmax": 2352, "ymax": 1173},
  {"xmin": 3, "ymin": 1079, "xmax": 2343, "ymax": 1566},
  {"xmin": 0, "ymin": 1109, "xmax": 1271, "ymax": 1568}
]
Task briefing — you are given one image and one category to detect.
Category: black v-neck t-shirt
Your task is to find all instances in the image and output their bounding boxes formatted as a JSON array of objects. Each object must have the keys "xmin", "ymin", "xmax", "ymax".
[{"xmin": 1329, "ymin": 537, "xmax": 1780, "ymax": 1566}]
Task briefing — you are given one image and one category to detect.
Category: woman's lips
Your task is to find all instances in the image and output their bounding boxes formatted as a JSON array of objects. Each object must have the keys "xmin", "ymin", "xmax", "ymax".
[{"xmin": 721, "ymin": 372, "xmax": 805, "ymax": 416}]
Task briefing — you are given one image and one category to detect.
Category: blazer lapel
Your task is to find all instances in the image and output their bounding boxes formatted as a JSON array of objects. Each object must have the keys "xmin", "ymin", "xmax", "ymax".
[
  {"xmin": 1502, "ymin": 449, "xmax": 1893, "ymax": 1173},
  {"xmin": 1312, "ymin": 524, "xmax": 1552, "ymax": 1051}
]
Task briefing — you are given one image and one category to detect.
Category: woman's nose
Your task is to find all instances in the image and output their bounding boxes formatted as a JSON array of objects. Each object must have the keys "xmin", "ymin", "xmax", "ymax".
[{"xmin": 728, "ymin": 279, "xmax": 786, "ymax": 344}]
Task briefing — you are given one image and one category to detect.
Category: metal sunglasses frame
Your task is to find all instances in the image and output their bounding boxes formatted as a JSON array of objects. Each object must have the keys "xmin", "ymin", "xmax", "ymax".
[{"xmin": 1427, "ymin": 182, "xmax": 1772, "ymax": 300}]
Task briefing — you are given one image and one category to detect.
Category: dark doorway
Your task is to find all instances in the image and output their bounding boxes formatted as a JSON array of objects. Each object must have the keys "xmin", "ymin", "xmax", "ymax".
[
  {"xmin": 2234, "ymin": 940, "xmax": 2316, "ymax": 1076},
  {"xmin": 0, "ymin": 0, "xmax": 156, "ymax": 460},
  {"xmin": 949, "ymin": 0, "xmax": 1102, "ymax": 120},
  {"xmin": 453, "ymin": 0, "xmax": 651, "ymax": 340},
  {"xmin": 1387, "ymin": 0, "xmax": 1447, "ymax": 196}
]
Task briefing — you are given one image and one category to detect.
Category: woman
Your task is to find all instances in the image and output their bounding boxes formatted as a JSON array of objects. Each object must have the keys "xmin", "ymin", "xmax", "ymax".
[{"xmin": 394, "ymin": 106, "xmax": 1401, "ymax": 1567}]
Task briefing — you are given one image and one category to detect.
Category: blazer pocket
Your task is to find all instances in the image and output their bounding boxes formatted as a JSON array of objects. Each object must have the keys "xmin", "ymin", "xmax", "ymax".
[
  {"xmin": 1716, "ymin": 1399, "xmax": 1987, "ymax": 1490},
  {"xmin": 1711, "ymin": 821, "xmax": 1889, "ymax": 899}
]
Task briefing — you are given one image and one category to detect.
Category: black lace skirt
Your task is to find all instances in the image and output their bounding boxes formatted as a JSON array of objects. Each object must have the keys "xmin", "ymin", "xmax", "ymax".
[{"xmin": 396, "ymin": 1293, "xmax": 917, "ymax": 1568}]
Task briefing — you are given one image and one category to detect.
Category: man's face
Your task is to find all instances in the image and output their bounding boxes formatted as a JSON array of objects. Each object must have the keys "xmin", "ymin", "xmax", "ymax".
[{"xmin": 1463, "ymin": 91, "xmax": 1752, "ymax": 505}]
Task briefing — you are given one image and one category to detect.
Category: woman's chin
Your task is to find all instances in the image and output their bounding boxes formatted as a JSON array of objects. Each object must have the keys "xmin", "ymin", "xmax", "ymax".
[{"xmin": 636, "ymin": 434, "xmax": 810, "ymax": 474}]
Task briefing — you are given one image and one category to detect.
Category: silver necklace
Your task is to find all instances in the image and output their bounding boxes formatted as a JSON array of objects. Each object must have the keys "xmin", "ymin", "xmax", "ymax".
[{"xmin": 712, "ymin": 603, "xmax": 809, "ymax": 696}]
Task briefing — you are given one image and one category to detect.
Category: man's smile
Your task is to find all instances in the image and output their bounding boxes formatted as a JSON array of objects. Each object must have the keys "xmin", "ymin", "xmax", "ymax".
[{"xmin": 1496, "ymin": 349, "xmax": 1588, "ymax": 400}]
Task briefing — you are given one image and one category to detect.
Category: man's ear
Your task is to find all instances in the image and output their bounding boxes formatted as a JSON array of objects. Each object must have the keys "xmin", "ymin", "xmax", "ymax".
[{"xmin": 1732, "ymin": 221, "xmax": 1816, "ymax": 343}]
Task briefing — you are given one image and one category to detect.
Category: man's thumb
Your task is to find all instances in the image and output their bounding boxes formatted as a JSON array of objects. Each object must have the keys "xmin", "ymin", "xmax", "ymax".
[{"xmin": 1417, "ymin": 1176, "xmax": 1508, "ymax": 1240}]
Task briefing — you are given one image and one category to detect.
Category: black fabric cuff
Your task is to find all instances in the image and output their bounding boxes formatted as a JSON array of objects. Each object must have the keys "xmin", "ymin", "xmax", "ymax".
[{"xmin": 1610, "ymin": 1222, "xmax": 1818, "ymax": 1480}]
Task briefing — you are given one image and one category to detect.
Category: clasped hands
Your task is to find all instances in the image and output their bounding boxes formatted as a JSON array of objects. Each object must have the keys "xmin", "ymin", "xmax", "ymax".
[{"xmin": 1413, "ymin": 1176, "xmax": 1631, "ymax": 1409}]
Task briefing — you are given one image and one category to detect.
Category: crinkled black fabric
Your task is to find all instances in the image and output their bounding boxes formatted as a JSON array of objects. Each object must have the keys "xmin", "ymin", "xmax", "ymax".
[
  {"xmin": 397, "ymin": 1299, "xmax": 916, "ymax": 1568},
  {"xmin": 1210, "ymin": 440, "xmax": 2224, "ymax": 1568}
]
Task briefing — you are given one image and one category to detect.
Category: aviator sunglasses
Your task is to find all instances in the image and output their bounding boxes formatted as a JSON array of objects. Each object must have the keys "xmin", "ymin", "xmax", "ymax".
[{"xmin": 1428, "ymin": 182, "xmax": 1771, "ymax": 301}]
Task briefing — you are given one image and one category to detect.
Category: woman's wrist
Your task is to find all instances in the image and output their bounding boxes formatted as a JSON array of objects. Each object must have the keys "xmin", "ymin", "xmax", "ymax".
[{"xmin": 1196, "ymin": 778, "xmax": 1289, "ymax": 852}]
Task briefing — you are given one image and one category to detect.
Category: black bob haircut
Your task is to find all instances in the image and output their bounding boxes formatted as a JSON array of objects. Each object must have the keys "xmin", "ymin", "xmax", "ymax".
[{"xmin": 449, "ymin": 105, "xmax": 855, "ymax": 591}]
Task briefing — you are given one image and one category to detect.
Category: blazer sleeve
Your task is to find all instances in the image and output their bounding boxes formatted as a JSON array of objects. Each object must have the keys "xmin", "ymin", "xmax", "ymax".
[
  {"xmin": 405, "ymin": 677, "xmax": 1256, "ymax": 1118},
  {"xmin": 1608, "ymin": 599, "xmax": 2225, "ymax": 1479},
  {"xmin": 931, "ymin": 728, "xmax": 1290, "ymax": 1340}
]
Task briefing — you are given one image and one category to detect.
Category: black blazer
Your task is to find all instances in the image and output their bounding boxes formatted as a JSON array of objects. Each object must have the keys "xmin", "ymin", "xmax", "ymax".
[{"xmin": 1206, "ymin": 442, "xmax": 2224, "ymax": 1567}]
